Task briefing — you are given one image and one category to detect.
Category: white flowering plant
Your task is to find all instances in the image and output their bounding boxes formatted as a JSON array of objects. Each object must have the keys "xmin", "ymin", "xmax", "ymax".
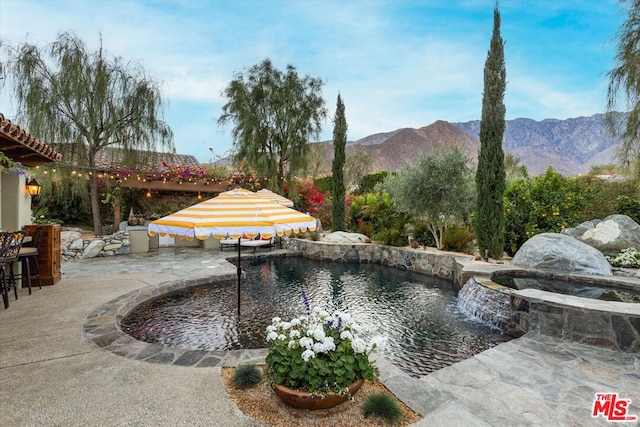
[
  {"xmin": 607, "ymin": 248, "xmax": 640, "ymax": 268},
  {"xmin": 265, "ymin": 292, "xmax": 383, "ymax": 395}
]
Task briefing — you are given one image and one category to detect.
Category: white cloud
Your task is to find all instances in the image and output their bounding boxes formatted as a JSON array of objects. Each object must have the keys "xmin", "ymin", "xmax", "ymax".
[{"xmin": 0, "ymin": 0, "xmax": 622, "ymax": 161}]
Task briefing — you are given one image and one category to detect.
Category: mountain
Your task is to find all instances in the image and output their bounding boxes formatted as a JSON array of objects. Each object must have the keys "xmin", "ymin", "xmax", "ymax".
[
  {"xmin": 453, "ymin": 113, "xmax": 622, "ymax": 175},
  {"xmin": 308, "ymin": 113, "xmax": 622, "ymax": 177}
]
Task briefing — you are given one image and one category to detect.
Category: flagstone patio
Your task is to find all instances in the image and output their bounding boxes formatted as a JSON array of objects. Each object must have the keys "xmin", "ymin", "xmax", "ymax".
[{"xmin": 0, "ymin": 248, "xmax": 638, "ymax": 426}]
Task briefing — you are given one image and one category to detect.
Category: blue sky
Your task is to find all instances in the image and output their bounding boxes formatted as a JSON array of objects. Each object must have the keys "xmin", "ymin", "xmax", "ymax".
[{"xmin": 0, "ymin": 0, "xmax": 625, "ymax": 163}]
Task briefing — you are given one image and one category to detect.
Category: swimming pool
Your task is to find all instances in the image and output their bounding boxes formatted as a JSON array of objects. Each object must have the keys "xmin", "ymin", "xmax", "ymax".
[{"xmin": 121, "ymin": 257, "xmax": 510, "ymax": 377}]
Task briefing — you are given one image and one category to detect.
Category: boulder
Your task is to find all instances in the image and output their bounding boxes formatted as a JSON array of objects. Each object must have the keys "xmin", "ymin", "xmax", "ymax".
[
  {"xmin": 69, "ymin": 238, "xmax": 84, "ymax": 251},
  {"xmin": 561, "ymin": 220, "xmax": 596, "ymax": 239},
  {"xmin": 83, "ymin": 240, "xmax": 106, "ymax": 259},
  {"xmin": 575, "ymin": 215, "xmax": 640, "ymax": 255},
  {"xmin": 61, "ymin": 231, "xmax": 83, "ymax": 250},
  {"xmin": 511, "ymin": 232, "xmax": 612, "ymax": 276},
  {"xmin": 321, "ymin": 231, "xmax": 371, "ymax": 244}
]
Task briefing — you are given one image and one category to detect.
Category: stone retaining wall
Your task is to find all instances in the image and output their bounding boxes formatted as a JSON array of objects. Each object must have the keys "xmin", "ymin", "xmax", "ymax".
[
  {"xmin": 62, "ymin": 229, "xmax": 130, "ymax": 261},
  {"xmin": 510, "ymin": 288, "xmax": 640, "ymax": 353},
  {"xmin": 288, "ymin": 238, "xmax": 468, "ymax": 286}
]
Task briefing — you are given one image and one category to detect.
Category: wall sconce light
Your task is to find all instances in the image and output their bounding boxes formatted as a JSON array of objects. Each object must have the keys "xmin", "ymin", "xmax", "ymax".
[
  {"xmin": 197, "ymin": 192, "xmax": 202, "ymax": 200},
  {"xmin": 26, "ymin": 177, "xmax": 42, "ymax": 197},
  {"xmin": 146, "ymin": 189, "xmax": 152, "ymax": 198}
]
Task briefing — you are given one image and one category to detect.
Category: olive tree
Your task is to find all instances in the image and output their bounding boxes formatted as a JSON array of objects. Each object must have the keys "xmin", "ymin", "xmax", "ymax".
[
  {"xmin": 1, "ymin": 32, "xmax": 173, "ymax": 235},
  {"xmin": 383, "ymin": 148, "xmax": 475, "ymax": 249},
  {"xmin": 218, "ymin": 59, "xmax": 326, "ymax": 194}
]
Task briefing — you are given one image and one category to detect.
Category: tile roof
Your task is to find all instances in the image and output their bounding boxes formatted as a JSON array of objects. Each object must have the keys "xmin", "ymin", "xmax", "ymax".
[
  {"xmin": 0, "ymin": 113, "xmax": 62, "ymax": 166},
  {"xmin": 94, "ymin": 147, "xmax": 202, "ymax": 172}
]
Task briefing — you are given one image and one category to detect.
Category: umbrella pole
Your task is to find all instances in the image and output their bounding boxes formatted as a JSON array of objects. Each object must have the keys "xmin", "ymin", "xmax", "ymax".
[{"xmin": 237, "ymin": 236, "xmax": 241, "ymax": 316}]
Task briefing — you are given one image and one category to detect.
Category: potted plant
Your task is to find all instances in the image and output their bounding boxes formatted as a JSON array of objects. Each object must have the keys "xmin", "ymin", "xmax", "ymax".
[{"xmin": 265, "ymin": 292, "xmax": 384, "ymax": 410}]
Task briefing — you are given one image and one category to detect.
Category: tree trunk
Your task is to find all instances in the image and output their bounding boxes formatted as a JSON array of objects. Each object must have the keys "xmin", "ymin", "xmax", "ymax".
[
  {"xmin": 89, "ymin": 174, "xmax": 103, "ymax": 236},
  {"xmin": 113, "ymin": 197, "xmax": 121, "ymax": 231}
]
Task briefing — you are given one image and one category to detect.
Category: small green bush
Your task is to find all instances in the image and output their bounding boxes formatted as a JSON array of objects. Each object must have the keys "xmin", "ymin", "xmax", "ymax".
[
  {"xmin": 614, "ymin": 195, "xmax": 640, "ymax": 224},
  {"xmin": 411, "ymin": 220, "xmax": 437, "ymax": 248},
  {"xmin": 232, "ymin": 364, "xmax": 262, "ymax": 390},
  {"xmin": 313, "ymin": 175, "xmax": 333, "ymax": 193},
  {"xmin": 362, "ymin": 392, "xmax": 403, "ymax": 424},
  {"xmin": 443, "ymin": 223, "xmax": 475, "ymax": 254}
]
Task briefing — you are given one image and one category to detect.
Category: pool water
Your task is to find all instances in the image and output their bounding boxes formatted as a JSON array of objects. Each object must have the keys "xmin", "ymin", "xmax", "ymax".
[{"xmin": 121, "ymin": 257, "xmax": 510, "ymax": 377}]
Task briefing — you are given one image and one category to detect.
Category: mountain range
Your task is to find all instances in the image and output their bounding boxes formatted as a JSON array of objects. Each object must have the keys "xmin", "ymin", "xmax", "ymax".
[{"xmin": 310, "ymin": 113, "xmax": 623, "ymax": 177}]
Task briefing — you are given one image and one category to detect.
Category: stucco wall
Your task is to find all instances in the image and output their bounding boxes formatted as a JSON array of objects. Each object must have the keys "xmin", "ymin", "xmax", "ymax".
[{"xmin": 0, "ymin": 172, "xmax": 31, "ymax": 231}]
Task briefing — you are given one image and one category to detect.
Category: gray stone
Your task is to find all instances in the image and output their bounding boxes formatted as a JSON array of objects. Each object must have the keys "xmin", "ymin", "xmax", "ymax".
[
  {"xmin": 61, "ymin": 230, "xmax": 83, "ymax": 250},
  {"xmin": 561, "ymin": 221, "xmax": 595, "ymax": 239},
  {"xmin": 83, "ymin": 240, "xmax": 106, "ymax": 258},
  {"xmin": 103, "ymin": 243, "xmax": 122, "ymax": 251},
  {"xmin": 512, "ymin": 233, "xmax": 612, "ymax": 276},
  {"xmin": 321, "ymin": 231, "xmax": 371, "ymax": 243},
  {"xmin": 578, "ymin": 215, "xmax": 640, "ymax": 255},
  {"xmin": 69, "ymin": 238, "xmax": 84, "ymax": 250},
  {"xmin": 117, "ymin": 246, "xmax": 130, "ymax": 255}
]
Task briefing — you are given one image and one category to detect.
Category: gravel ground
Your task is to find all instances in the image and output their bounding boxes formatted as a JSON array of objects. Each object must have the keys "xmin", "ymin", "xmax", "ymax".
[{"xmin": 221, "ymin": 367, "xmax": 422, "ymax": 426}]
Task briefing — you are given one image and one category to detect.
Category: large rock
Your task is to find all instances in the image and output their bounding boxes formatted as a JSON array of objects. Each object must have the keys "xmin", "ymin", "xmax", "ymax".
[
  {"xmin": 83, "ymin": 240, "xmax": 105, "ymax": 259},
  {"xmin": 512, "ymin": 233, "xmax": 612, "ymax": 276},
  {"xmin": 61, "ymin": 230, "xmax": 83, "ymax": 250},
  {"xmin": 69, "ymin": 239, "xmax": 84, "ymax": 251},
  {"xmin": 576, "ymin": 215, "xmax": 640, "ymax": 255},
  {"xmin": 321, "ymin": 231, "xmax": 371, "ymax": 244}
]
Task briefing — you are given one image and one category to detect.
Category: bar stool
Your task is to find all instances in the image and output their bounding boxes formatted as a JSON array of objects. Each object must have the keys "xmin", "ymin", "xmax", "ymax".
[
  {"xmin": 17, "ymin": 227, "xmax": 44, "ymax": 294},
  {"xmin": 0, "ymin": 231, "xmax": 24, "ymax": 308},
  {"xmin": 0, "ymin": 232, "xmax": 13, "ymax": 309}
]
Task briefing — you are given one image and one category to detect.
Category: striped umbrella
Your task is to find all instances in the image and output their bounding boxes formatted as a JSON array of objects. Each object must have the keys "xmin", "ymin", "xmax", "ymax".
[
  {"xmin": 147, "ymin": 187, "xmax": 315, "ymax": 240},
  {"xmin": 147, "ymin": 188, "xmax": 316, "ymax": 314},
  {"xmin": 256, "ymin": 188, "xmax": 295, "ymax": 207}
]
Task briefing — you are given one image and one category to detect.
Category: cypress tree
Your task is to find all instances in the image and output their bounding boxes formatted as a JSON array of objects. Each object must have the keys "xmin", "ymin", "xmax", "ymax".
[
  {"xmin": 331, "ymin": 94, "xmax": 347, "ymax": 231},
  {"xmin": 475, "ymin": 6, "xmax": 507, "ymax": 259}
]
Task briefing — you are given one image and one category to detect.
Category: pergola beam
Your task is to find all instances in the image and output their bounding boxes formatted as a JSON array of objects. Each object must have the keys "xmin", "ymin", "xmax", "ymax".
[{"xmin": 115, "ymin": 178, "xmax": 232, "ymax": 193}]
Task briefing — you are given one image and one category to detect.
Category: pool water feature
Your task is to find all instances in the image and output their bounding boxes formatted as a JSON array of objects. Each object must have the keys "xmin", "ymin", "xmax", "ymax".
[{"xmin": 121, "ymin": 257, "xmax": 510, "ymax": 377}]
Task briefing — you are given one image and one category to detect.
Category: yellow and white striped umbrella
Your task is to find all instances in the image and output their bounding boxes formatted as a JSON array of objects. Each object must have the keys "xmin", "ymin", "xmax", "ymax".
[
  {"xmin": 147, "ymin": 188, "xmax": 316, "ymax": 241},
  {"xmin": 256, "ymin": 188, "xmax": 295, "ymax": 207}
]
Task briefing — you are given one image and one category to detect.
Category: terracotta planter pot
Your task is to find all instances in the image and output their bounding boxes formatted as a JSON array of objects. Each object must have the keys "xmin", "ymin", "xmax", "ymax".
[{"xmin": 273, "ymin": 378, "xmax": 364, "ymax": 410}]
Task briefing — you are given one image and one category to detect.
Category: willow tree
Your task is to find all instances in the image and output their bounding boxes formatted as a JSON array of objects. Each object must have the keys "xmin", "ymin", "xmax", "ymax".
[
  {"xmin": 331, "ymin": 94, "xmax": 347, "ymax": 231},
  {"xmin": 1, "ymin": 32, "xmax": 173, "ymax": 235},
  {"xmin": 607, "ymin": 0, "xmax": 640, "ymax": 189},
  {"xmin": 218, "ymin": 59, "xmax": 326, "ymax": 194},
  {"xmin": 475, "ymin": 6, "xmax": 507, "ymax": 259}
]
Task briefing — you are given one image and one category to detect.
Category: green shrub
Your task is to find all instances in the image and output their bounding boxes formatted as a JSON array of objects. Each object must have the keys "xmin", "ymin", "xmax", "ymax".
[
  {"xmin": 614, "ymin": 195, "xmax": 640, "ymax": 224},
  {"xmin": 443, "ymin": 223, "xmax": 474, "ymax": 254},
  {"xmin": 354, "ymin": 171, "xmax": 389, "ymax": 195},
  {"xmin": 504, "ymin": 168, "xmax": 597, "ymax": 256},
  {"xmin": 410, "ymin": 220, "xmax": 437, "ymax": 248},
  {"xmin": 313, "ymin": 175, "xmax": 333, "ymax": 193},
  {"xmin": 362, "ymin": 392, "xmax": 403, "ymax": 424},
  {"xmin": 232, "ymin": 364, "xmax": 262, "ymax": 390},
  {"xmin": 347, "ymin": 191, "xmax": 411, "ymax": 246},
  {"xmin": 574, "ymin": 176, "xmax": 637, "ymax": 221}
]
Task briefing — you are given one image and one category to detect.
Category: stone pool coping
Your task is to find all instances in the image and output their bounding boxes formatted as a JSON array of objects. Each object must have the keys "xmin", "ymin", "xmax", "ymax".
[{"xmin": 83, "ymin": 271, "xmax": 274, "ymax": 368}]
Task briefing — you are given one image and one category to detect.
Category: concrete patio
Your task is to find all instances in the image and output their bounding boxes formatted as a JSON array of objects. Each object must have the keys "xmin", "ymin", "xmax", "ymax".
[{"xmin": 1, "ymin": 248, "xmax": 638, "ymax": 426}]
